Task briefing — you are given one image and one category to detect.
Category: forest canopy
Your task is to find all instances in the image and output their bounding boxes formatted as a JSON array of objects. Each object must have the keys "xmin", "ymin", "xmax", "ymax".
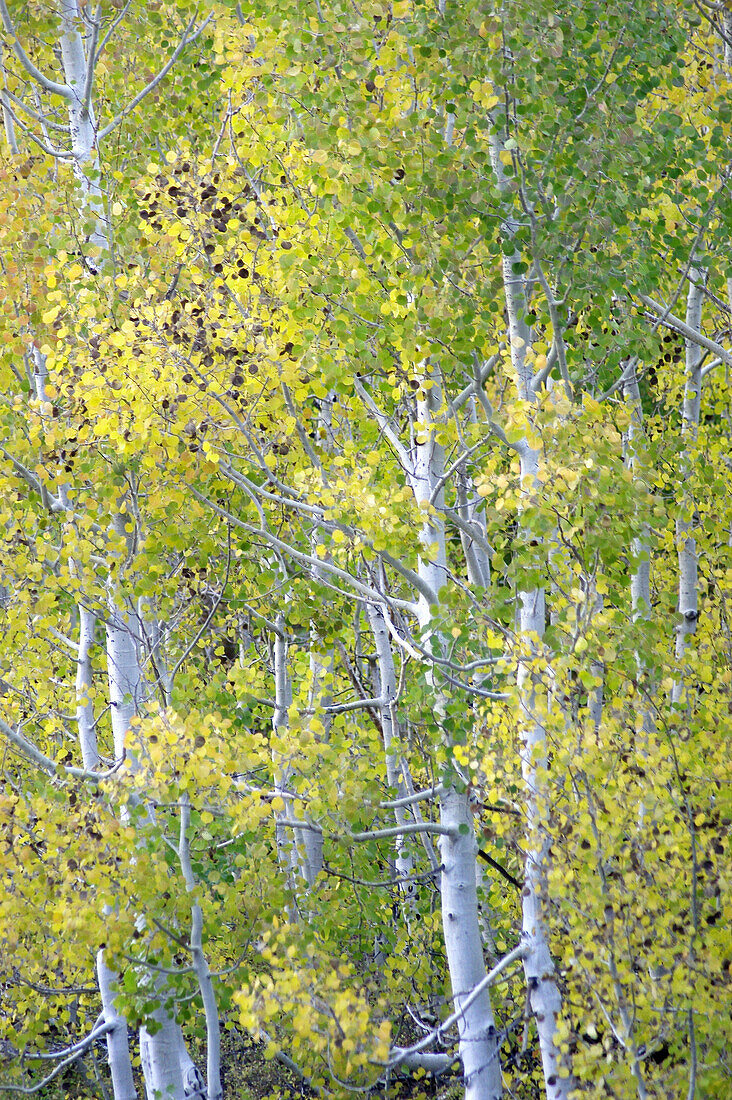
[{"xmin": 0, "ymin": 2, "xmax": 730, "ymax": 1100}]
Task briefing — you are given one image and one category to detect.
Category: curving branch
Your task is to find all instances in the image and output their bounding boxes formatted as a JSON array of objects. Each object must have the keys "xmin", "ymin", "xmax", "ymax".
[
  {"xmin": 386, "ymin": 944, "xmax": 527, "ymax": 1069},
  {"xmin": 0, "ymin": 715, "xmax": 114, "ymax": 783},
  {"xmin": 98, "ymin": 13, "xmax": 214, "ymax": 140},
  {"xmin": 638, "ymin": 293, "xmax": 732, "ymax": 366},
  {"xmin": 0, "ymin": 1021, "xmax": 112, "ymax": 1095},
  {"xmin": 189, "ymin": 486, "xmax": 424, "ymax": 613},
  {"xmin": 0, "ymin": 0, "xmax": 70, "ymax": 98},
  {"xmin": 81, "ymin": 3, "xmax": 103, "ymax": 118},
  {"xmin": 0, "ymin": 103, "xmax": 74, "ymax": 158},
  {"xmin": 94, "ymin": 0, "xmax": 134, "ymax": 63}
]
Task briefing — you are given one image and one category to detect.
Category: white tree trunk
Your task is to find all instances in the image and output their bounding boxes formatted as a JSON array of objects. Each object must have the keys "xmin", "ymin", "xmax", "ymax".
[
  {"xmin": 59, "ymin": 7, "xmax": 194, "ymax": 1072},
  {"xmin": 97, "ymin": 952, "xmax": 138, "ymax": 1100},
  {"xmin": 179, "ymin": 793, "xmax": 222, "ymax": 1100},
  {"xmin": 271, "ymin": 611, "xmax": 324, "ymax": 893},
  {"xmin": 75, "ymin": 605, "xmax": 98, "ymax": 766},
  {"xmin": 1, "ymin": 6, "xmax": 207, "ymax": 1096},
  {"xmin": 488, "ymin": 114, "xmax": 573, "ymax": 1099},
  {"xmin": 106, "ymin": 511, "xmax": 200, "ymax": 1100},
  {"xmin": 671, "ymin": 268, "xmax": 704, "ymax": 706},
  {"xmin": 139, "ymin": 1018, "xmax": 187, "ymax": 1100},
  {"xmin": 410, "ymin": 378, "xmax": 503, "ymax": 1100},
  {"xmin": 58, "ymin": 0, "xmax": 107, "ymax": 257},
  {"xmin": 366, "ymin": 600, "xmax": 415, "ymax": 898},
  {"xmin": 623, "ymin": 365, "xmax": 656, "ymax": 739},
  {"xmin": 515, "ymin": 442, "xmax": 572, "ymax": 1100},
  {"xmin": 75, "ymin": 603, "xmax": 138, "ymax": 1100}
]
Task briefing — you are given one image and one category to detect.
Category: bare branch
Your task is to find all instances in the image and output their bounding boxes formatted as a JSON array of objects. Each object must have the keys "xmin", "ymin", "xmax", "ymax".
[
  {"xmin": 189, "ymin": 486, "xmax": 423, "ymax": 614},
  {"xmin": 98, "ymin": 14, "xmax": 214, "ymax": 140},
  {"xmin": 274, "ymin": 817, "xmax": 456, "ymax": 841},
  {"xmin": 532, "ymin": 260, "xmax": 573, "ymax": 400},
  {"xmin": 0, "ymin": 0, "xmax": 70, "ymax": 98},
  {"xmin": 700, "ymin": 357, "xmax": 723, "ymax": 380},
  {"xmin": 452, "ymin": 353, "xmax": 499, "ymax": 411},
  {"xmin": 637, "ymin": 294, "xmax": 732, "ymax": 367},
  {"xmin": 0, "ymin": 1021, "xmax": 112, "ymax": 1094},
  {"xmin": 378, "ymin": 784, "xmax": 444, "ymax": 809},
  {"xmin": 0, "ymin": 715, "xmax": 114, "ymax": 783},
  {"xmin": 1, "ymin": 86, "xmax": 67, "ymax": 132},
  {"xmin": 352, "ymin": 376, "xmax": 411, "ymax": 467},
  {"xmin": 94, "ymin": 0, "xmax": 134, "ymax": 63},
  {"xmin": 82, "ymin": 4, "xmax": 103, "ymax": 117},
  {"xmin": 387, "ymin": 944, "xmax": 527, "ymax": 1068},
  {"xmin": 0, "ymin": 105, "xmax": 74, "ymax": 158}
]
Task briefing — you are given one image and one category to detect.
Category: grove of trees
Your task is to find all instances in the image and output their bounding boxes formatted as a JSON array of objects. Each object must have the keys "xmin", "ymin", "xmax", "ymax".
[{"xmin": 0, "ymin": 2, "xmax": 730, "ymax": 1098}]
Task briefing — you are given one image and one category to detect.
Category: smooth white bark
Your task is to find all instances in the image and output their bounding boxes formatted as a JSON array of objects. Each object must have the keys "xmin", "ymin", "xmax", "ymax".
[
  {"xmin": 76, "ymin": 614, "xmax": 137, "ymax": 1100},
  {"xmin": 515, "ymin": 444, "xmax": 571, "ymax": 1100},
  {"xmin": 623, "ymin": 366, "xmax": 656, "ymax": 738},
  {"xmin": 438, "ymin": 787, "xmax": 502, "ymax": 1099},
  {"xmin": 139, "ymin": 1018, "xmax": 185, "ymax": 1100},
  {"xmin": 72, "ymin": 583, "xmax": 137, "ymax": 1099},
  {"xmin": 179, "ymin": 794, "xmax": 222, "ymax": 1100},
  {"xmin": 105, "ymin": 599, "xmax": 142, "ymax": 765},
  {"xmin": 366, "ymin": 600, "xmax": 415, "ymax": 898},
  {"xmin": 489, "ymin": 114, "xmax": 573, "ymax": 1100},
  {"xmin": 97, "ymin": 952, "xmax": 138, "ymax": 1100},
  {"xmin": 410, "ymin": 376, "xmax": 503, "ymax": 1100},
  {"xmin": 76, "ymin": 605, "xmax": 98, "ymax": 768},
  {"xmin": 57, "ymin": 0, "xmax": 107, "ymax": 260},
  {"xmin": 271, "ymin": 612, "xmax": 321, "ymax": 891},
  {"xmin": 671, "ymin": 269, "xmax": 704, "ymax": 707}
]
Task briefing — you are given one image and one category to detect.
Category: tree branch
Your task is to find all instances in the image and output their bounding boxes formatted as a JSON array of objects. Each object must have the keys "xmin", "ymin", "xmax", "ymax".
[
  {"xmin": 0, "ymin": 1021, "xmax": 111, "ymax": 1094},
  {"xmin": 386, "ymin": 944, "xmax": 527, "ymax": 1068},
  {"xmin": 0, "ymin": 0, "xmax": 70, "ymax": 98},
  {"xmin": 98, "ymin": 14, "xmax": 214, "ymax": 140},
  {"xmin": 82, "ymin": 4, "xmax": 103, "ymax": 118},
  {"xmin": 189, "ymin": 487, "xmax": 423, "ymax": 614},
  {"xmin": 637, "ymin": 294, "xmax": 732, "ymax": 366},
  {"xmin": 0, "ymin": 716, "xmax": 113, "ymax": 782}
]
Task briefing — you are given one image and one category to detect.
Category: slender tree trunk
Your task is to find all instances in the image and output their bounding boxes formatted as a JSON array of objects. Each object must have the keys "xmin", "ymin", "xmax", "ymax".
[
  {"xmin": 366, "ymin": 600, "xmax": 416, "ymax": 899},
  {"xmin": 672, "ymin": 267, "xmax": 704, "ymax": 706},
  {"xmin": 488, "ymin": 118, "xmax": 573, "ymax": 1100},
  {"xmin": 514, "ymin": 440, "xmax": 571, "ymax": 1100},
  {"xmin": 74, "ymin": 598, "xmax": 138, "ymax": 1100},
  {"xmin": 271, "ymin": 612, "xmax": 304, "ymax": 901},
  {"xmin": 623, "ymin": 365, "xmax": 656, "ymax": 739},
  {"xmin": 410, "ymin": 377, "xmax": 503, "ymax": 1100},
  {"xmin": 96, "ymin": 952, "xmax": 138, "ymax": 1100},
  {"xmin": 271, "ymin": 605, "xmax": 322, "ymax": 897},
  {"xmin": 179, "ymin": 793, "xmax": 223, "ymax": 1100},
  {"xmin": 57, "ymin": 0, "xmax": 108, "ymax": 258},
  {"xmin": 107, "ymin": 513, "xmax": 203, "ymax": 1100},
  {"xmin": 2, "ymin": 6, "xmax": 207, "ymax": 1096},
  {"xmin": 56, "ymin": 12, "xmax": 200, "ymax": 1080}
]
